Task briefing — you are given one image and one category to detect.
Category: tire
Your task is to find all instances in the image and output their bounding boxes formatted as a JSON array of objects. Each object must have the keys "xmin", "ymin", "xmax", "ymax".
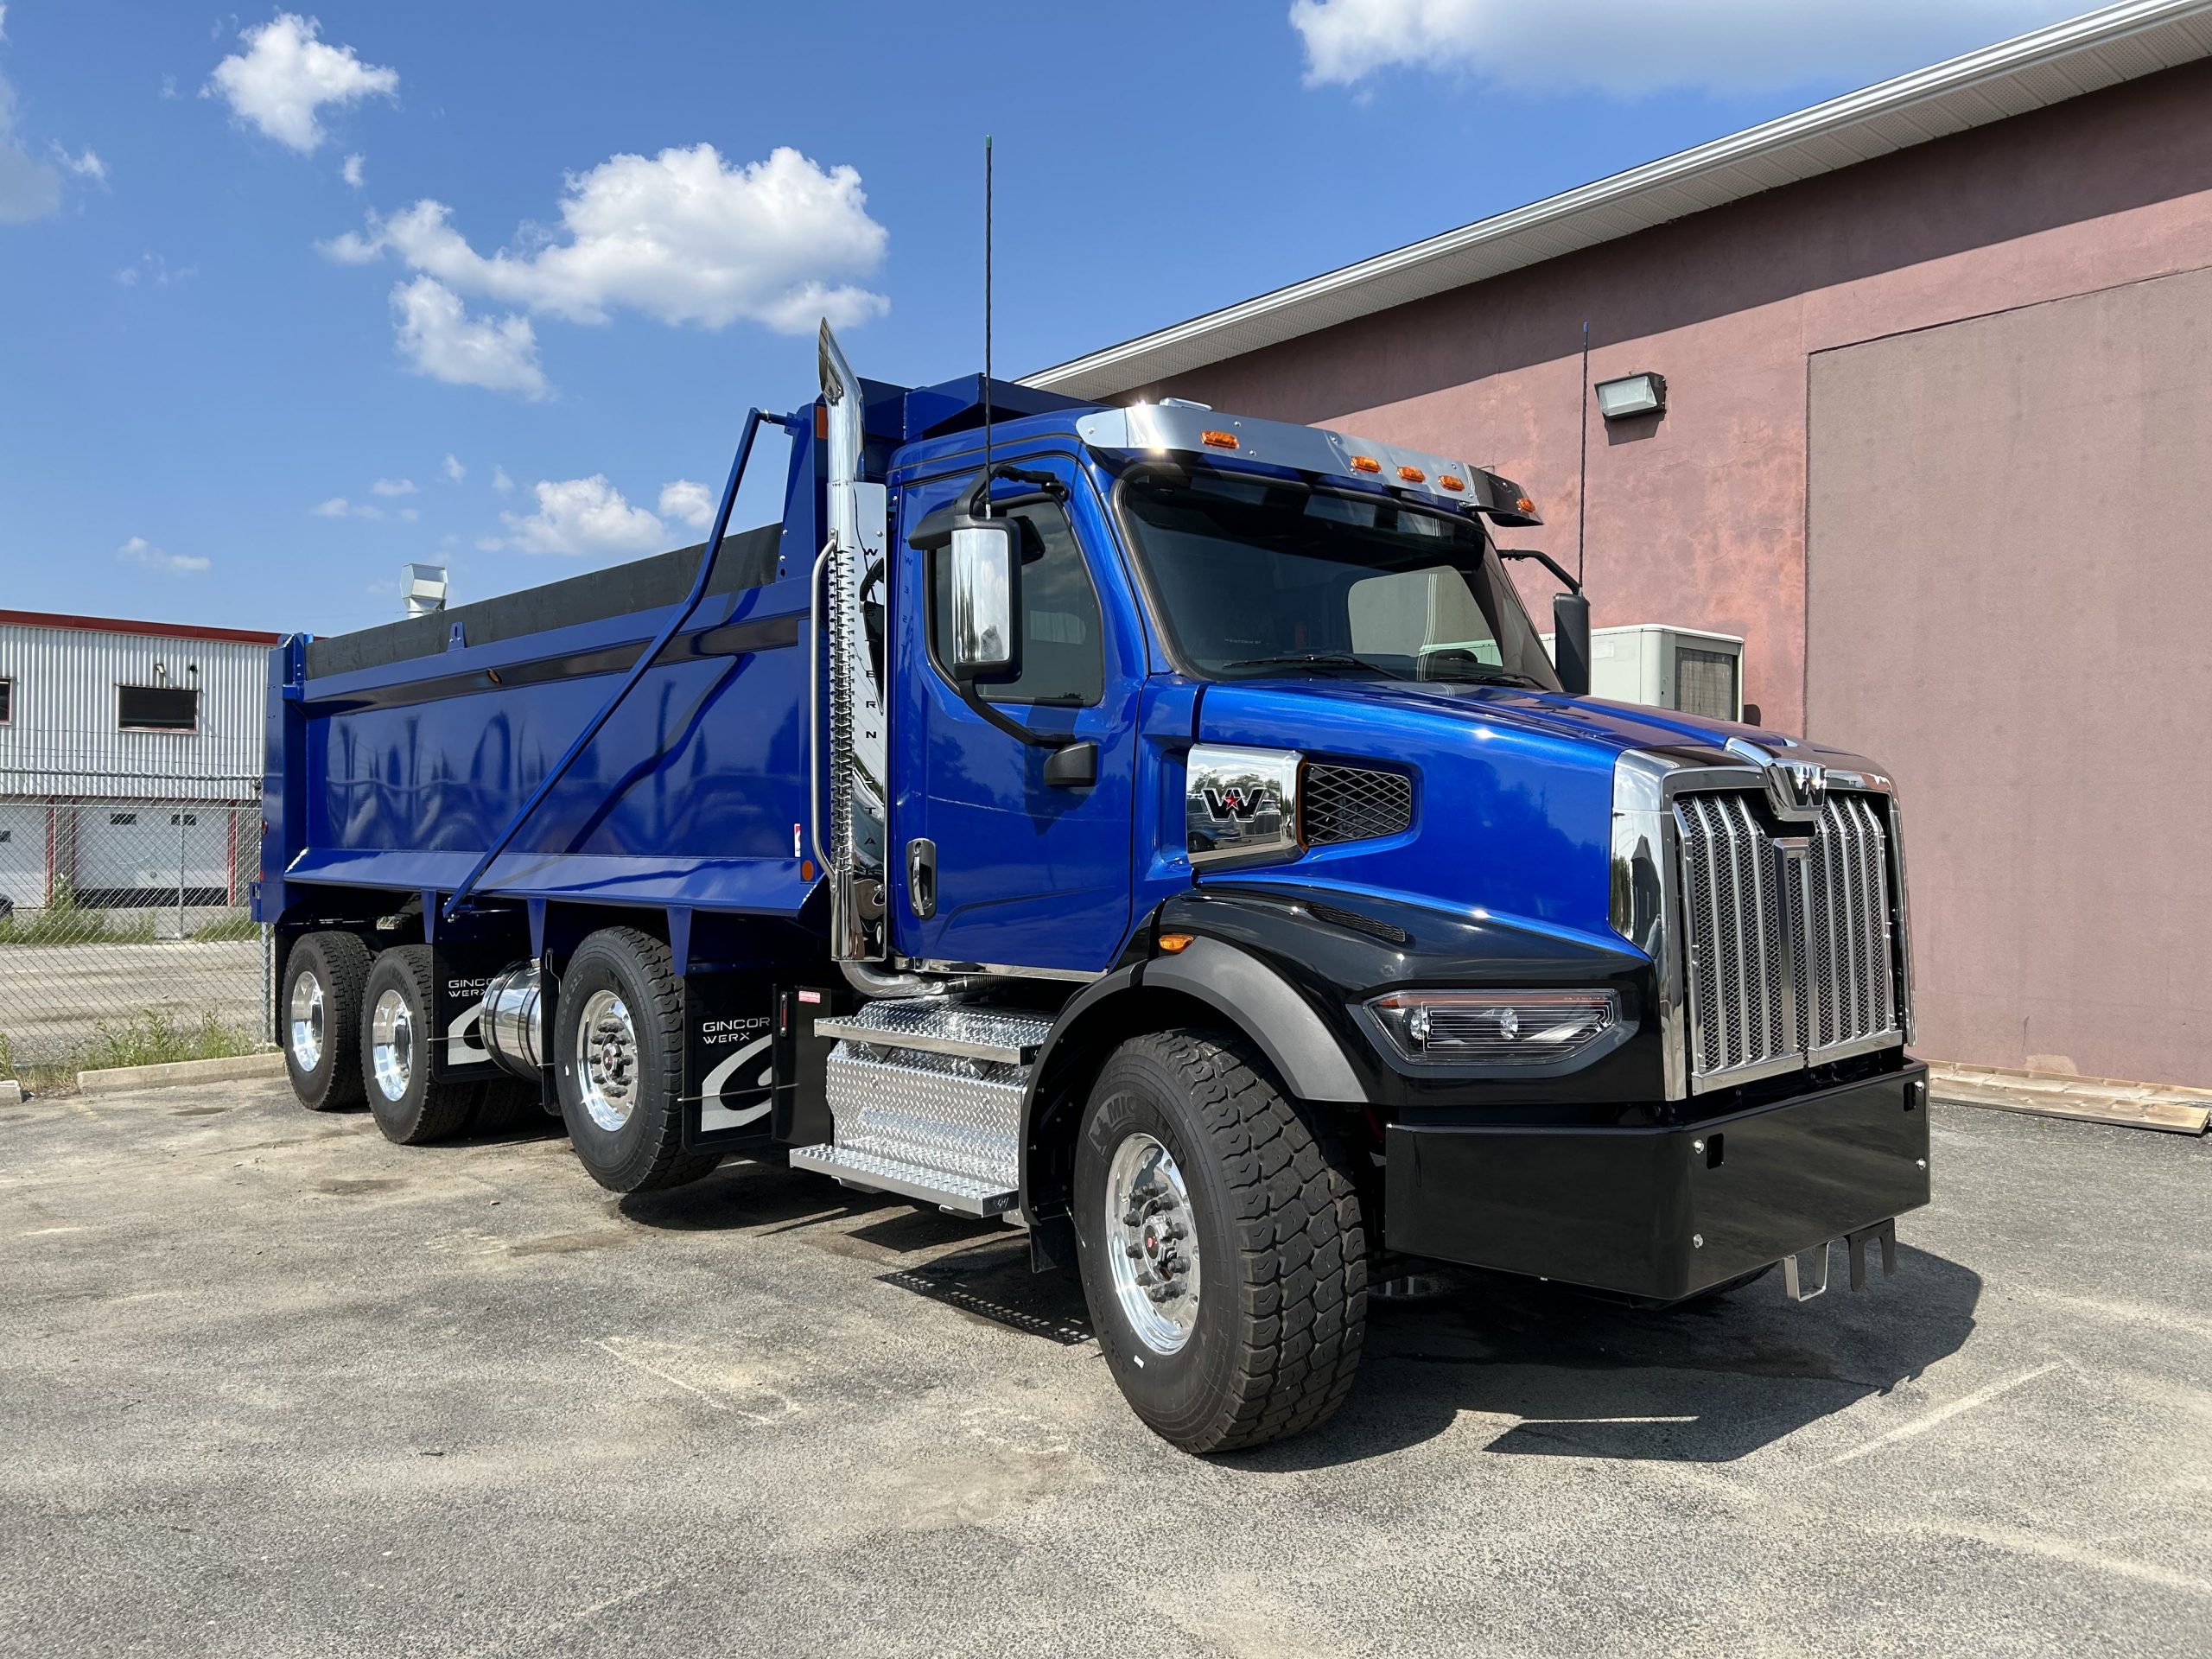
[
  {"xmin": 358, "ymin": 947, "xmax": 480, "ymax": 1146},
  {"xmin": 552, "ymin": 928, "xmax": 720, "ymax": 1193},
  {"xmin": 283, "ymin": 931, "xmax": 371, "ymax": 1112},
  {"xmin": 1072, "ymin": 1029, "xmax": 1368, "ymax": 1454}
]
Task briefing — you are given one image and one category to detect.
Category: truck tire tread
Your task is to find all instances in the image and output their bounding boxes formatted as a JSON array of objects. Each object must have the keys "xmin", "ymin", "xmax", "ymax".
[
  {"xmin": 362, "ymin": 945, "xmax": 477, "ymax": 1145},
  {"xmin": 561, "ymin": 928, "xmax": 718, "ymax": 1192},
  {"xmin": 1094, "ymin": 1029, "xmax": 1367, "ymax": 1453},
  {"xmin": 285, "ymin": 931, "xmax": 371, "ymax": 1111}
]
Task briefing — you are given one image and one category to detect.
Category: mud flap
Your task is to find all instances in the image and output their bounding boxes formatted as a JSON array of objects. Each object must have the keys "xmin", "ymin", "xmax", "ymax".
[
  {"xmin": 429, "ymin": 942, "xmax": 512, "ymax": 1083},
  {"xmin": 682, "ymin": 971, "xmax": 779, "ymax": 1153}
]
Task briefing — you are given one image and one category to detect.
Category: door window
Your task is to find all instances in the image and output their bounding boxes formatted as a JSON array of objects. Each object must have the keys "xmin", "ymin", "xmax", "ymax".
[{"xmin": 928, "ymin": 500, "xmax": 1103, "ymax": 706}]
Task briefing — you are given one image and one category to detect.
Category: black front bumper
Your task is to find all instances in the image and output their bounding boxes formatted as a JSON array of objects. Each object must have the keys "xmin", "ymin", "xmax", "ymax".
[{"xmin": 1384, "ymin": 1063, "xmax": 1930, "ymax": 1301}]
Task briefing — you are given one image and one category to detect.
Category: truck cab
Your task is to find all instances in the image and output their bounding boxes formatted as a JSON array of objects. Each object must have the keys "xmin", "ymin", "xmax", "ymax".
[{"xmin": 258, "ymin": 325, "xmax": 1927, "ymax": 1454}]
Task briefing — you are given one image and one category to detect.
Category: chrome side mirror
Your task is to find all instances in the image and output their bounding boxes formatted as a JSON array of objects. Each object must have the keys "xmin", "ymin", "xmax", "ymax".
[{"xmin": 948, "ymin": 518, "xmax": 1020, "ymax": 683}]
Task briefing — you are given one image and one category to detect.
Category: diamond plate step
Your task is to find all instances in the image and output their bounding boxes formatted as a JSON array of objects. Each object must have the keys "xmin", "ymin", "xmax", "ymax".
[
  {"xmin": 811, "ymin": 997, "xmax": 1052, "ymax": 1065},
  {"xmin": 787, "ymin": 1141, "xmax": 1017, "ymax": 1217}
]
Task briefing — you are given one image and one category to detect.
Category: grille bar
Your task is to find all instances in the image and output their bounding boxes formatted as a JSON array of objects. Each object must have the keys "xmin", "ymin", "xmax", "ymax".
[{"xmin": 1675, "ymin": 790, "xmax": 1900, "ymax": 1088}]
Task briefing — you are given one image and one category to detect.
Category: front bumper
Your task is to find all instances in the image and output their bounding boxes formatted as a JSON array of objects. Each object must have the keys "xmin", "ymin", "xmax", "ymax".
[{"xmin": 1383, "ymin": 1062, "xmax": 1930, "ymax": 1301}]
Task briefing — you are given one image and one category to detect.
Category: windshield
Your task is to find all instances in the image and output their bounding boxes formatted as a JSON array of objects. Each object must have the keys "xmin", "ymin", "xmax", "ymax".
[{"xmin": 1116, "ymin": 470, "xmax": 1561, "ymax": 690}]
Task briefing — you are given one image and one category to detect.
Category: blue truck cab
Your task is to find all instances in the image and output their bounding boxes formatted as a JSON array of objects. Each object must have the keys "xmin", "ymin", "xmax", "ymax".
[{"xmin": 257, "ymin": 324, "xmax": 1928, "ymax": 1452}]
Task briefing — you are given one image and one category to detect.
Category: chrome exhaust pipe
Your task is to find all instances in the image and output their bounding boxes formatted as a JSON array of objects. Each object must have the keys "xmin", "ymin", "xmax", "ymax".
[{"xmin": 479, "ymin": 960, "xmax": 543, "ymax": 1081}]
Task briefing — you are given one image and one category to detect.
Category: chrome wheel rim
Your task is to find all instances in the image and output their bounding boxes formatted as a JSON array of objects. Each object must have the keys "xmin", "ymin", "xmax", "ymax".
[
  {"xmin": 1105, "ymin": 1131, "xmax": 1201, "ymax": 1355},
  {"xmin": 288, "ymin": 970, "xmax": 324, "ymax": 1073},
  {"xmin": 576, "ymin": 989, "xmax": 638, "ymax": 1133},
  {"xmin": 370, "ymin": 988, "xmax": 414, "ymax": 1103}
]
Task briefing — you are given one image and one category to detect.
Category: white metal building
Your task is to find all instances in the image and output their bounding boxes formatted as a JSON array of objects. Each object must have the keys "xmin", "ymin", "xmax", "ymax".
[{"xmin": 0, "ymin": 610, "xmax": 277, "ymax": 912}]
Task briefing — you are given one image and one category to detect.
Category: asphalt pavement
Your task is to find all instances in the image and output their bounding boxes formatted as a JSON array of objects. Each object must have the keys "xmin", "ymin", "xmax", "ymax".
[{"xmin": 2, "ymin": 1077, "xmax": 2206, "ymax": 1657}]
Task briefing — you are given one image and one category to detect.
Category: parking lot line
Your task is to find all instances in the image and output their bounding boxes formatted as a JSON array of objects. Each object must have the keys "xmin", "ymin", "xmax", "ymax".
[{"xmin": 1829, "ymin": 1359, "xmax": 2067, "ymax": 1465}]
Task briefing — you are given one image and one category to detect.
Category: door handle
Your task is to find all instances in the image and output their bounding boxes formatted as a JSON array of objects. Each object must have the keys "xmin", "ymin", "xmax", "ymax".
[
  {"xmin": 906, "ymin": 837, "xmax": 937, "ymax": 919},
  {"xmin": 1044, "ymin": 741, "xmax": 1097, "ymax": 789}
]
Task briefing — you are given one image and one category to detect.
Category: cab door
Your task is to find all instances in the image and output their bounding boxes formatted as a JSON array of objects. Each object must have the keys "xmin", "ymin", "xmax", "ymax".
[{"xmin": 890, "ymin": 456, "xmax": 1138, "ymax": 973}]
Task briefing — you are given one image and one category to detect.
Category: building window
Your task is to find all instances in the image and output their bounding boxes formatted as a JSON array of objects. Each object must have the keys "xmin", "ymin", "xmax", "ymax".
[
  {"xmin": 118, "ymin": 684, "xmax": 199, "ymax": 733},
  {"xmin": 0, "ymin": 677, "xmax": 12, "ymax": 724}
]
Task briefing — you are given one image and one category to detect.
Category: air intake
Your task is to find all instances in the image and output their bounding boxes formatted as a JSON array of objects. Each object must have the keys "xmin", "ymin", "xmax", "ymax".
[{"xmin": 1300, "ymin": 763, "xmax": 1413, "ymax": 846}]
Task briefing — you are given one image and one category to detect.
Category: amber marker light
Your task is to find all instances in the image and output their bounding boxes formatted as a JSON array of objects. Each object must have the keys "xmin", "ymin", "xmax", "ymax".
[
  {"xmin": 1201, "ymin": 429, "xmax": 1238, "ymax": 450},
  {"xmin": 1396, "ymin": 466, "xmax": 1426, "ymax": 484},
  {"xmin": 1350, "ymin": 455, "xmax": 1382, "ymax": 474},
  {"xmin": 1516, "ymin": 495, "xmax": 1537, "ymax": 515},
  {"xmin": 1157, "ymin": 933, "xmax": 1195, "ymax": 954},
  {"xmin": 1438, "ymin": 474, "xmax": 1465, "ymax": 493}
]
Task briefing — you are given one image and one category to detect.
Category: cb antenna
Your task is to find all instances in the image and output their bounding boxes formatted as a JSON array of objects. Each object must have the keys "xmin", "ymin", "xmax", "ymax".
[
  {"xmin": 1574, "ymin": 319, "xmax": 1590, "ymax": 587},
  {"xmin": 982, "ymin": 134, "xmax": 993, "ymax": 517}
]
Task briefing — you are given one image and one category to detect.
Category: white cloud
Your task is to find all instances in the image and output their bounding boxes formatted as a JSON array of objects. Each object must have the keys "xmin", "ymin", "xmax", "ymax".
[
  {"xmin": 204, "ymin": 12, "xmax": 397, "ymax": 153},
  {"xmin": 398, "ymin": 506, "xmax": 418, "ymax": 522},
  {"xmin": 326, "ymin": 143, "xmax": 887, "ymax": 336},
  {"xmin": 310, "ymin": 495, "xmax": 383, "ymax": 520},
  {"xmin": 160, "ymin": 73, "xmax": 179, "ymax": 100},
  {"xmin": 442, "ymin": 453, "xmax": 465, "ymax": 482},
  {"xmin": 0, "ymin": 30, "xmax": 58, "ymax": 223},
  {"xmin": 53, "ymin": 143, "xmax": 105, "ymax": 183},
  {"xmin": 370, "ymin": 476, "xmax": 416, "ymax": 496},
  {"xmin": 657, "ymin": 479, "xmax": 715, "ymax": 531},
  {"xmin": 118, "ymin": 535, "xmax": 209, "ymax": 575},
  {"xmin": 474, "ymin": 536, "xmax": 503, "ymax": 551},
  {"xmin": 341, "ymin": 149, "xmax": 363, "ymax": 188},
  {"xmin": 498, "ymin": 475, "xmax": 665, "ymax": 557},
  {"xmin": 116, "ymin": 252, "xmax": 196, "ymax": 287},
  {"xmin": 491, "ymin": 465, "xmax": 514, "ymax": 493},
  {"xmin": 1288, "ymin": 0, "xmax": 2075, "ymax": 95},
  {"xmin": 390, "ymin": 276, "xmax": 548, "ymax": 400}
]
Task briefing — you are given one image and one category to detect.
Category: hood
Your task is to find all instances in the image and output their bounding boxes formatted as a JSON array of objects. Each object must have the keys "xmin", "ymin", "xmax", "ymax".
[{"xmin": 1190, "ymin": 678, "xmax": 1825, "ymax": 949}]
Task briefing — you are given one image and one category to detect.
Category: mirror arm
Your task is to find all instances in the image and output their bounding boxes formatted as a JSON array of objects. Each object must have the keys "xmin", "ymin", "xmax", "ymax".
[
  {"xmin": 1497, "ymin": 547, "xmax": 1581, "ymax": 594},
  {"xmin": 957, "ymin": 685, "xmax": 1075, "ymax": 748},
  {"xmin": 965, "ymin": 462, "xmax": 1068, "ymax": 518}
]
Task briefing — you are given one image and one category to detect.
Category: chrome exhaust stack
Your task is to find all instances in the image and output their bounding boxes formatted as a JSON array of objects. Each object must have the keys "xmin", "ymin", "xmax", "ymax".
[{"xmin": 817, "ymin": 321, "xmax": 934, "ymax": 1001}]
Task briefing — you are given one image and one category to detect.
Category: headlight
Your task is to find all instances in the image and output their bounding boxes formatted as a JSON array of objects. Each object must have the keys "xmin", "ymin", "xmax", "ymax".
[{"xmin": 1365, "ymin": 988, "xmax": 1622, "ymax": 1066}]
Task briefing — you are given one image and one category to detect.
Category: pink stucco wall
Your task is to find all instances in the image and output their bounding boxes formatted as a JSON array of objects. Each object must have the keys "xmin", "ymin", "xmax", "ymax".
[{"xmin": 1141, "ymin": 60, "xmax": 2212, "ymax": 738}]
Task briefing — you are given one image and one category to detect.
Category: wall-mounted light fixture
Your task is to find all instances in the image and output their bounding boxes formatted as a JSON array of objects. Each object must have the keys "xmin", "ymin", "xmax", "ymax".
[{"xmin": 1594, "ymin": 371, "xmax": 1667, "ymax": 421}]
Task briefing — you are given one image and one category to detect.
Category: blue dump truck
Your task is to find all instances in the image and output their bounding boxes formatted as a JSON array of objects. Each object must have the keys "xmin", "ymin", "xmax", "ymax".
[{"xmin": 258, "ymin": 325, "xmax": 1928, "ymax": 1452}]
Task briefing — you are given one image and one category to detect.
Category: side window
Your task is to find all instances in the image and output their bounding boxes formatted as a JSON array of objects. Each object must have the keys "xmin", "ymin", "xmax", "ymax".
[{"xmin": 930, "ymin": 499, "xmax": 1104, "ymax": 706}]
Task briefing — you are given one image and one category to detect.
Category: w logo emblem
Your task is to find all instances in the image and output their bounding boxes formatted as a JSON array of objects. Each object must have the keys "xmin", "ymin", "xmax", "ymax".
[{"xmin": 1203, "ymin": 786, "xmax": 1273, "ymax": 822}]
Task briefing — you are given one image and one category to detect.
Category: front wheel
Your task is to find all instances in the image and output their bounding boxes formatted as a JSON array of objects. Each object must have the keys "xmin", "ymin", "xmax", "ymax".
[{"xmin": 1072, "ymin": 1029, "xmax": 1368, "ymax": 1454}]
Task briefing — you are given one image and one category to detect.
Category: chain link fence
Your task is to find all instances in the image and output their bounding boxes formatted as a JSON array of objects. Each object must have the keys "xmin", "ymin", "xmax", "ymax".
[{"xmin": 0, "ymin": 792, "xmax": 270, "ymax": 1090}]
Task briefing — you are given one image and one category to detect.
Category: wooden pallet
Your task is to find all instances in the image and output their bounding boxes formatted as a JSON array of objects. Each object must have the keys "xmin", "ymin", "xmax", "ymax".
[{"xmin": 1929, "ymin": 1063, "xmax": 2211, "ymax": 1135}]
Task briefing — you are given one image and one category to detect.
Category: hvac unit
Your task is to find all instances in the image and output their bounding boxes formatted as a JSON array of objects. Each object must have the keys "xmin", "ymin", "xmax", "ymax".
[{"xmin": 1547, "ymin": 624, "xmax": 1745, "ymax": 721}]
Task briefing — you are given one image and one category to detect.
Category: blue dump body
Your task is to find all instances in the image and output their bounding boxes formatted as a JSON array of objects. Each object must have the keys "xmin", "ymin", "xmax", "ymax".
[{"xmin": 257, "ymin": 345, "xmax": 1928, "ymax": 1454}]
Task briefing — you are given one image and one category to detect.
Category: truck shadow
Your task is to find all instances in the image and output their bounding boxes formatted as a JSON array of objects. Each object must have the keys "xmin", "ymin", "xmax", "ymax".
[
  {"xmin": 621, "ymin": 1160, "xmax": 1982, "ymax": 1469},
  {"xmin": 1260, "ymin": 1245, "xmax": 1983, "ymax": 1469}
]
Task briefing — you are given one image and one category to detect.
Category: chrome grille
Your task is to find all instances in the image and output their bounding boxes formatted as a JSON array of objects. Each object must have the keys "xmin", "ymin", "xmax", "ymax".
[
  {"xmin": 1675, "ymin": 790, "xmax": 1898, "ymax": 1088},
  {"xmin": 1301, "ymin": 763, "xmax": 1413, "ymax": 846}
]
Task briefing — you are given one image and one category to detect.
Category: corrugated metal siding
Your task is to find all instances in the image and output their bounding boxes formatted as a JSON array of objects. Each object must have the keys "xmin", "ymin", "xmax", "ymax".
[{"xmin": 0, "ymin": 621, "xmax": 268, "ymax": 801}]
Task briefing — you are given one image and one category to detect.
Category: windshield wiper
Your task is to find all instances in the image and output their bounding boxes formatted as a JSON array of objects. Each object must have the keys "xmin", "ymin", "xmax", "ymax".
[
  {"xmin": 1221, "ymin": 652, "xmax": 1408, "ymax": 680},
  {"xmin": 1428, "ymin": 667, "xmax": 1549, "ymax": 689}
]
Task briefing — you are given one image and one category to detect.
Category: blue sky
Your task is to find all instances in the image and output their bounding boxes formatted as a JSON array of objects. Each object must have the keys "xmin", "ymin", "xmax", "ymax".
[{"xmin": 0, "ymin": 1, "xmax": 2079, "ymax": 638}]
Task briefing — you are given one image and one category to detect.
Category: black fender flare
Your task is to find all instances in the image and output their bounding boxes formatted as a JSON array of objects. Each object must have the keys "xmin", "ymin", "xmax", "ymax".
[{"xmin": 1018, "ymin": 936, "xmax": 1363, "ymax": 1236}]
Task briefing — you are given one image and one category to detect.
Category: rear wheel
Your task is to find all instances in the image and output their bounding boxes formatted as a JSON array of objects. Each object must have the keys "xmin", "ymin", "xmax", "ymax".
[
  {"xmin": 1072, "ymin": 1029, "xmax": 1368, "ymax": 1454},
  {"xmin": 283, "ymin": 931, "xmax": 370, "ymax": 1111},
  {"xmin": 359, "ymin": 947, "xmax": 479, "ymax": 1146},
  {"xmin": 553, "ymin": 928, "xmax": 719, "ymax": 1193}
]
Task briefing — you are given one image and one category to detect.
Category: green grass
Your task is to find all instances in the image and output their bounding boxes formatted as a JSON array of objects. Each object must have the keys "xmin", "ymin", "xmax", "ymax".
[
  {"xmin": 190, "ymin": 915, "xmax": 263, "ymax": 943},
  {"xmin": 0, "ymin": 880, "xmax": 166, "ymax": 946},
  {"xmin": 80, "ymin": 1009, "xmax": 261, "ymax": 1071}
]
